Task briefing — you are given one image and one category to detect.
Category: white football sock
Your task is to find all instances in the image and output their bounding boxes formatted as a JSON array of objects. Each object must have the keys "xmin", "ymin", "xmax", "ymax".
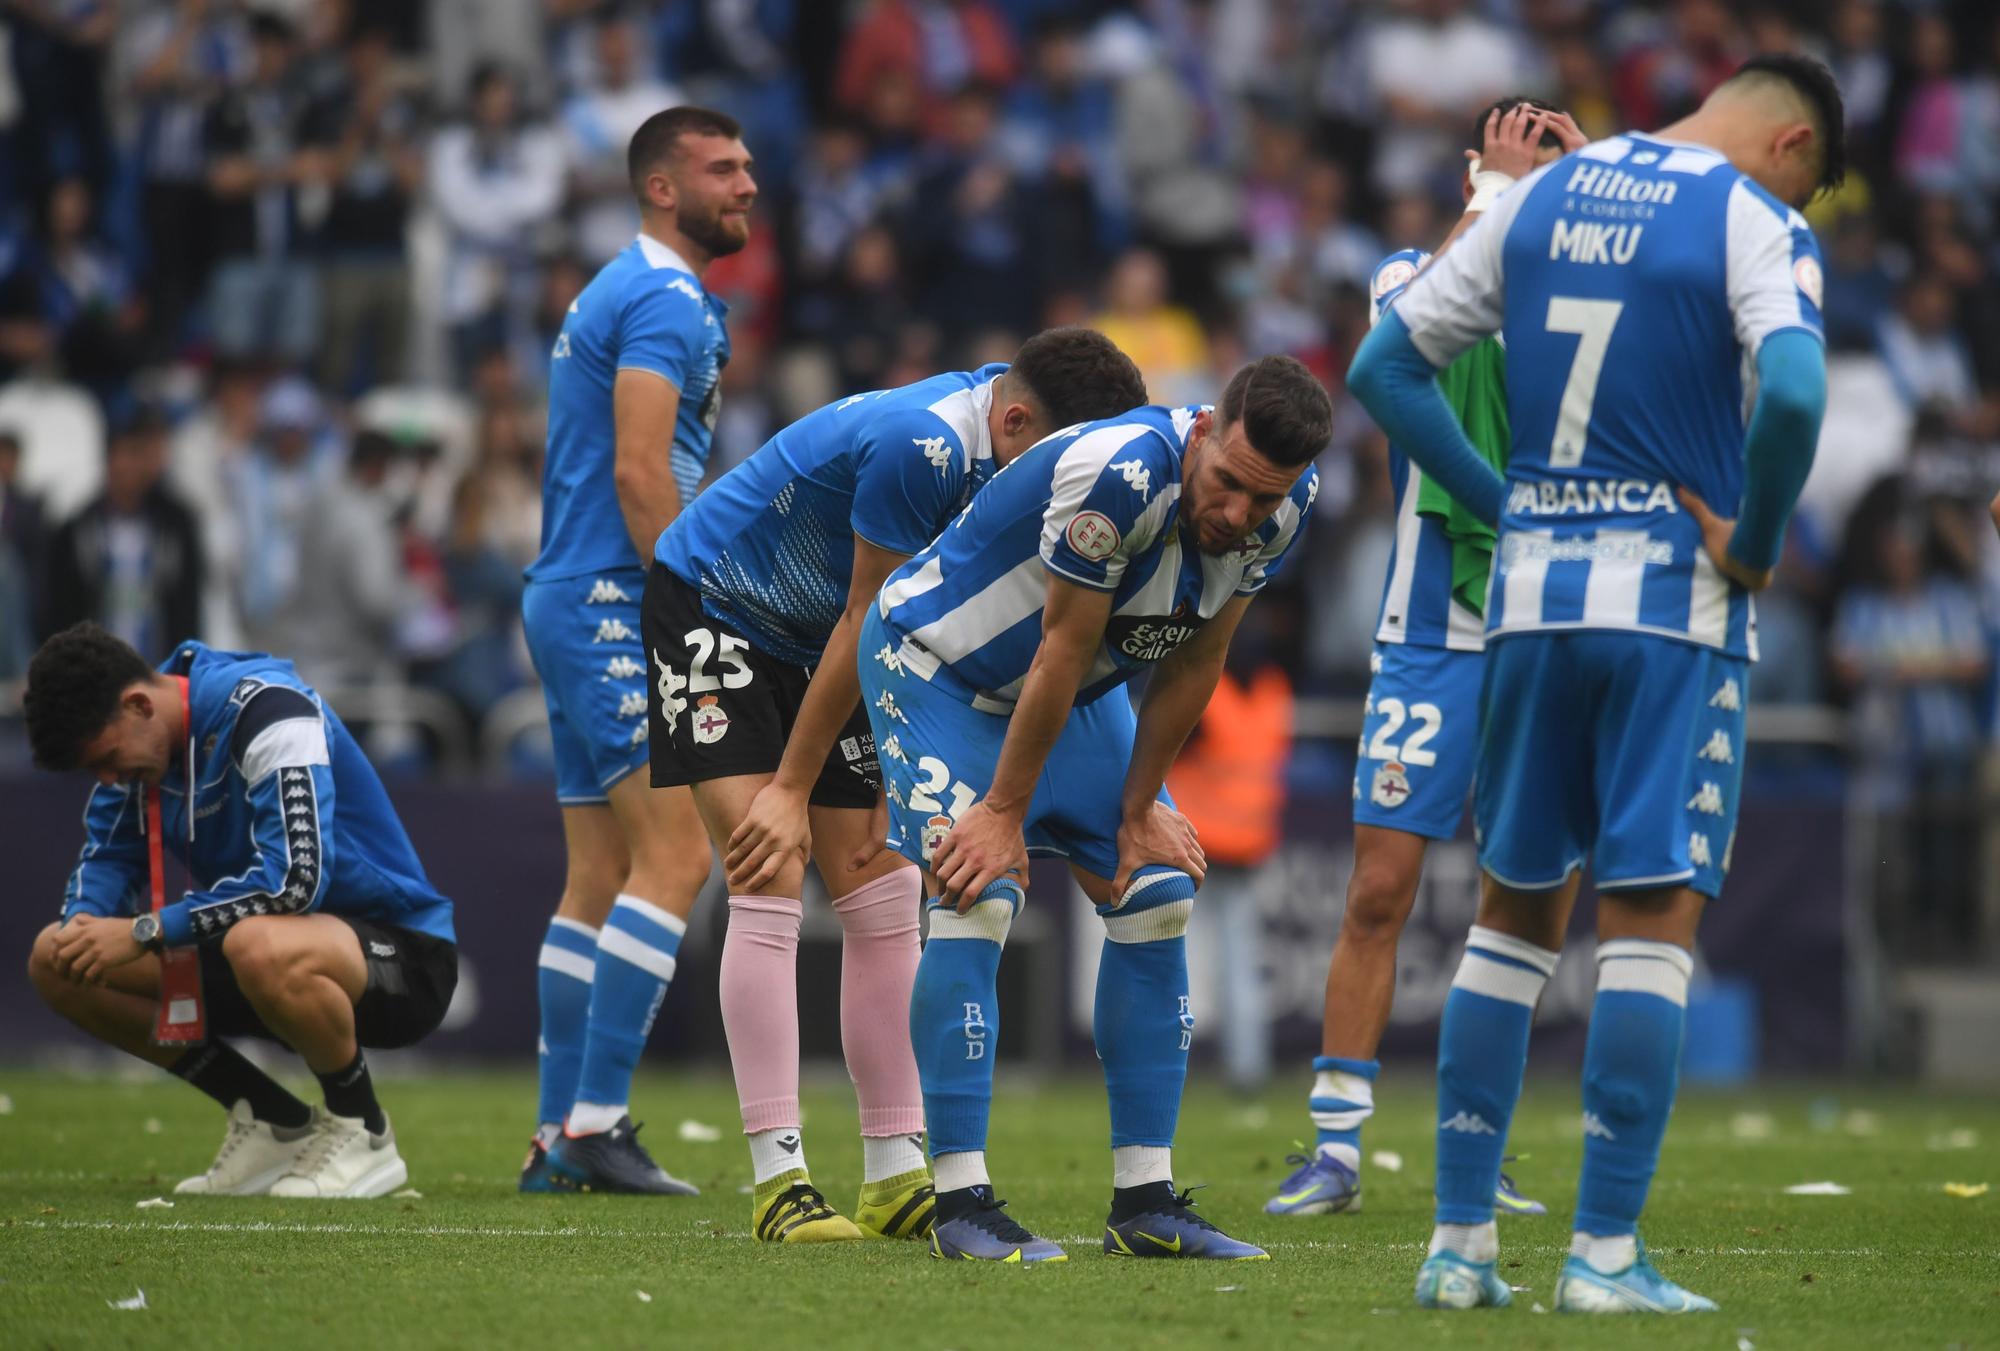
[
  {"xmin": 747, "ymin": 1127, "xmax": 807, "ymax": 1185},
  {"xmin": 1571, "ymin": 1230, "xmax": 1638, "ymax": 1274},
  {"xmin": 862, "ymin": 1133, "xmax": 927, "ymax": 1183},
  {"xmin": 566, "ymin": 1101, "xmax": 625, "ymax": 1136},
  {"xmin": 1430, "ymin": 1220, "xmax": 1499, "ymax": 1263},
  {"xmin": 1112, "ymin": 1144, "xmax": 1173, "ymax": 1189},
  {"xmin": 1316, "ymin": 1141, "xmax": 1361, "ymax": 1172},
  {"xmin": 934, "ymin": 1150, "xmax": 989, "ymax": 1193}
]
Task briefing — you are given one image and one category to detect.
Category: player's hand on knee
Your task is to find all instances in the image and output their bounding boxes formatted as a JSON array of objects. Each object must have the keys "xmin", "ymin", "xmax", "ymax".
[
  {"xmin": 725, "ymin": 780, "xmax": 812, "ymax": 892},
  {"xmin": 1676, "ymin": 486, "xmax": 1774, "ymax": 592},
  {"xmin": 1111, "ymin": 802, "xmax": 1206, "ymax": 900},
  {"xmin": 50, "ymin": 914, "xmax": 143, "ymax": 986},
  {"xmin": 932, "ymin": 801, "xmax": 1029, "ymax": 912}
]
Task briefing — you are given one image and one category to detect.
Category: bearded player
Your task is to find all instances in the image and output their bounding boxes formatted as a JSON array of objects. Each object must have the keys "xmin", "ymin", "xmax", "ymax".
[
  {"xmin": 1267, "ymin": 98, "xmax": 1585, "ymax": 1222},
  {"xmin": 519, "ymin": 107, "xmax": 750, "ymax": 1194}
]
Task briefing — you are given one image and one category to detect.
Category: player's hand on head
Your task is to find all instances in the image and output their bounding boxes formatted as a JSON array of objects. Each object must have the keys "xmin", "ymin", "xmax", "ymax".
[
  {"xmin": 1544, "ymin": 109, "xmax": 1589, "ymax": 154},
  {"xmin": 931, "ymin": 801, "xmax": 1029, "ymax": 913},
  {"xmin": 725, "ymin": 781, "xmax": 811, "ymax": 892},
  {"xmin": 1478, "ymin": 103, "xmax": 1550, "ymax": 182},
  {"xmin": 1676, "ymin": 486, "xmax": 1774, "ymax": 592},
  {"xmin": 1111, "ymin": 802, "xmax": 1206, "ymax": 901}
]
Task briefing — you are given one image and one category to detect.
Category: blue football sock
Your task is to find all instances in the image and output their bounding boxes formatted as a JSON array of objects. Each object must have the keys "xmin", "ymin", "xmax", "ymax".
[
  {"xmin": 535, "ymin": 916, "xmax": 599, "ymax": 1129},
  {"xmin": 1093, "ymin": 867, "xmax": 1197, "ymax": 1150},
  {"xmin": 1576, "ymin": 940, "xmax": 1693, "ymax": 1237},
  {"xmin": 573, "ymin": 894, "xmax": 685, "ymax": 1116},
  {"xmin": 912, "ymin": 882, "xmax": 1019, "ymax": 1159},
  {"xmin": 1310, "ymin": 1055, "xmax": 1378, "ymax": 1166},
  {"xmin": 1434, "ymin": 925, "xmax": 1559, "ymax": 1226}
]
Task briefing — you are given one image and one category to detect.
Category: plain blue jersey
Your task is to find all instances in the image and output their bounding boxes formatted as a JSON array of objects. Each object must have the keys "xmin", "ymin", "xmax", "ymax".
[
  {"xmin": 1369, "ymin": 248, "xmax": 1487, "ymax": 652},
  {"xmin": 1391, "ymin": 133, "xmax": 1825, "ymax": 661},
  {"xmin": 875, "ymin": 406, "xmax": 1317, "ymax": 709},
  {"xmin": 655, "ymin": 365, "xmax": 1007, "ymax": 667},
  {"xmin": 528, "ymin": 233, "xmax": 731, "ymax": 583},
  {"xmin": 60, "ymin": 642, "xmax": 454, "ymax": 949}
]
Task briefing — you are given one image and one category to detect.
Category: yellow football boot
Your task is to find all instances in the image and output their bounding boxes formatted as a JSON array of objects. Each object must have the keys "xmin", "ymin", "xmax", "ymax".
[
  {"xmin": 853, "ymin": 1169, "xmax": 937, "ymax": 1240},
  {"xmin": 752, "ymin": 1170, "xmax": 865, "ymax": 1243}
]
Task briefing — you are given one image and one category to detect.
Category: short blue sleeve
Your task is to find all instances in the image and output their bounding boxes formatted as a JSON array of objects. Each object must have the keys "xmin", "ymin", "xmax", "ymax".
[
  {"xmin": 850, "ymin": 409, "xmax": 970, "ymax": 558},
  {"xmin": 1039, "ymin": 428, "xmax": 1175, "ymax": 590},
  {"xmin": 616, "ymin": 272, "xmax": 706, "ymax": 389}
]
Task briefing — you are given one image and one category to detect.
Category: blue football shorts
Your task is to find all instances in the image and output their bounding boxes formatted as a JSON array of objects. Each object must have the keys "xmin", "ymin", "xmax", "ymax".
[
  {"xmin": 1474, "ymin": 630, "xmax": 1748, "ymax": 899},
  {"xmin": 521, "ymin": 567, "xmax": 651, "ymax": 805},
  {"xmin": 857, "ymin": 607, "xmax": 1169, "ymax": 884},
  {"xmin": 1351, "ymin": 641, "xmax": 1485, "ymax": 841}
]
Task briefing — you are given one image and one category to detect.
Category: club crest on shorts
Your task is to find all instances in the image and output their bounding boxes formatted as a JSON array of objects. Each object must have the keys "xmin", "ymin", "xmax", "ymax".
[
  {"xmin": 919, "ymin": 813, "xmax": 953, "ymax": 863},
  {"xmin": 1370, "ymin": 759, "xmax": 1411, "ymax": 809},
  {"xmin": 692, "ymin": 695, "xmax": 730, "ymax": 745}
]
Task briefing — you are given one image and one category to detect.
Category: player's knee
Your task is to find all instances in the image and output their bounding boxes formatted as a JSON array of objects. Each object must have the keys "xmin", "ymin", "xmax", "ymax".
[
  {"xmin": 1342, "ymin": 858, "xmax": 1418, "ymax": 944},
  {"xmin": 1100, "ymin": 867, "xmax": 1196, "ymax": 944},
  {"xmin": 26, "ymin": 923, "xmax": 68, "ymax": 1006},
  {"xmin": 222, "ymin": 917, "xmax": 302, "ymax": 997}
]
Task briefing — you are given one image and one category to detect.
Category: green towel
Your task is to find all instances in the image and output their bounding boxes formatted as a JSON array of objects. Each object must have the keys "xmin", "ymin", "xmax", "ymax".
[{"xmin": 1414, "ymin": 336, "xmax": 1509, "ymax": 617}]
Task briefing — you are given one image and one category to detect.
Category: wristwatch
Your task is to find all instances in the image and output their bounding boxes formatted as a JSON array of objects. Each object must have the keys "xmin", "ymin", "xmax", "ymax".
[{"xmin": 131, "ymin": 913, "xmax": 164, "ymax": 952}]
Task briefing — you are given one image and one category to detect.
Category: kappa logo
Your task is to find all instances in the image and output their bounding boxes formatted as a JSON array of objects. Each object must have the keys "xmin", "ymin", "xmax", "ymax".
[
  {"xmin": 1582, "ymin": 1112, "xmax": 1617, "ymax": 1141},
  {"xmin": 1064, "ymin": 509, "xmax": 1121, "ymax": 563},
  {"xmin": 1370, "ymin": 760, "xmax": 1412, "ymax": 810},
  {"xmin": 653, "ymin": 650, "xmax": 688, "ymax": 734},
  {"xmin": 592, "ymin": 618, "xmax": 635, "ymax": 643},
  {"xmin": 1109, "ymin": 457, "xmax": 1152, "ymax": 498},
  {"xmin": 1708, "ymin": 678, "xmax": 1741, "ymax": 712},
  {"xmin": 665, "ymin": 275, "xmax": 703, "ymax": 304},
  {"xmin": 885, "ymin": 779, "xmax": 906, "ymax": 808},
  {"xmin": 1686, "ymin": 781, "xmax": 1725, "ymax": 816},
  {"xmin": 604, "ymin": 655, "xmax": 644, "ymax": 680},
  {"xmin": 368, "ymin": 940, "xmax": 396, "ymax": 958},
  {"xmin": 551, "ymin": 331, "xmax": 572, "ymax": 360},
  {"xmin": 1689, "ymin": 832, "xmax": 1713, "ymax": 869},
  {"xmin": 1696, "ymin": 729, "xmax": 1734, "ymax": 764},
  {"xmin": 586, "ymin": 578, "xmax": 632, "ymax": 605},
  {"xmin": 915, "ymin": 435, "xmax": 953, "ymax": 470},
  {"xmin": 628, "ymin": 721, "xmax": 649, "ymax": 747},
  {"xmin": 837, "ymin": 391, "xmax": 883, "ymax": 411},
  {"xmin": 1440, "ymin": 1110, "xmax": 1498, "ymax": 1135},
  {"xmin": 874, "ymin": 644, "xmax": 904, "ymax": 674},
  {"xmin": 880, "ymin": 733, "xmax": 906, "ymax": 763},
  {"xmin": 875, "ymin": 690, "xmax": 907, "ymax": 724},
  {"xmin": 692, "ymin": 695, "xmax": 730, "ymax": 745},
  {"xmin": 616, "ymin": 691, "xmax": 647, "ymax": 719}
]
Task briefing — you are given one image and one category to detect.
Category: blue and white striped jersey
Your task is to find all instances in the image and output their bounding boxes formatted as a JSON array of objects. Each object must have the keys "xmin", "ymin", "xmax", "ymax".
[
  {"xmin": 875, "ymin": 406, "xmax": 1318, "ymax": 709},
  {"xmin": 1370, "ymin": 248, "xmax": 1487, "ymax": 652},
  {"xmin": 1391, "ymin": 133, "xmax": 1826, "ymax": 660},
  {"xmin": 654, "ymin": 365, "xmax": 1005, "ymax": 667},
  {"xmin": 529, "ymin": 233, "xmax": 731, "ymax": 583}
]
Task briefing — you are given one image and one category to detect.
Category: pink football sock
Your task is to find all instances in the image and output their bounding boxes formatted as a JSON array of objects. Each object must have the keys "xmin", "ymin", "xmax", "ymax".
[
  {"xmin": 833, "ymin": 868, "xmax": 926, "ymax": 1138},
  {"xmin": 719, "ymin": 894, "xmax": 803, "ymax": 1134}
]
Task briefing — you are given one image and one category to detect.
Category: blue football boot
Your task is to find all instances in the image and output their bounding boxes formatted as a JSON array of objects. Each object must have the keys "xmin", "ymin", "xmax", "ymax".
[
  {"xmin": 1414, "ymin": 1249, "xmax": 1513, "ymax": 1309},
  {"xmin": 1555, "ymin": 1237, "xmax": 1718, "ymax": 1314},
  {"xmin": 518, "ymin": 1137, "xmax": 560, "ymax": 1193},
  {"xmin": 1105, "ymin": 1187, "xmax": 1269, "ymax": 1260},
  {"xmin": 929, "ymin": 1187, "xmax": 1067, "ymax": 1263},
  {"xmin": 546, "ymin": 1116, "xmax": 699, "ymax": 1196},
  {"xmin": 1495, "ymin": 1157, "xmax": 1547, "ymax": 1217},
  {"xmin": 1265, "ymin": 1151, "xmax": 1361, "ymax": 1216}
]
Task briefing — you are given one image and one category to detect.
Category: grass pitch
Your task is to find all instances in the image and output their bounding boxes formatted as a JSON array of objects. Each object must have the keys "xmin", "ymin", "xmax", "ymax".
[{"xmin": 1, "ymin": 1066, "xmax": 1995, "ymax": 1349}]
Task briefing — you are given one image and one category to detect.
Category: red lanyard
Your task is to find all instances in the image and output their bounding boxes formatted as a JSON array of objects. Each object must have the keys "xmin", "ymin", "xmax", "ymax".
[{"xmin": 150, "ymin": 675, "xmax": 204, "ymax": 1046}]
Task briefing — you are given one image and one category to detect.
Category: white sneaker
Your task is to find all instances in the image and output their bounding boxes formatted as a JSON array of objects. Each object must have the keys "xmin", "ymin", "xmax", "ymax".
[
  {"xmin": 175, "ymin": 1099, "xmax": 317, "ymax": 1196},
  {"xmin": 267, "ymin": 1108, "xmax": 408, "ymax": 1199}
]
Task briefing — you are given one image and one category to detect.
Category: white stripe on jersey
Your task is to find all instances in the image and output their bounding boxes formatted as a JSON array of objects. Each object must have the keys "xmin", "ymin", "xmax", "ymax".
[
  {"xmin": 1580, "ymin": 528, "xmax": 1648, "ymax": 628},
  {"xmin": 1687, "ymin": 550, "xmax": 1731, "ymax": 649},
  {"xmin": 926, "ymin": 377, "xmax": 996, "ymax": 474},
  {"xmin": 1378, "ymin": 462, "xmax": 1425, "ymax": 637},
  {"xmin": 1500, "ymin": 530, "xmax": 1552, "ymax": 628},
  {"xmin": 905, "ymin": 555, "xmax": 1046, "ymax": 673},
  {"xmin": 1039, "ymin": 423, "xmax": 1159, "ymax": 586},
  {"xmin": 880, "ymin": 555, "xmax": 945, "ymax": 613}
]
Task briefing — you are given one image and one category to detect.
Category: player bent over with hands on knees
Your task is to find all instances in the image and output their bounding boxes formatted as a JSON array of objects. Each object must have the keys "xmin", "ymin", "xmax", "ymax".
[
  {"xmin": 1348, "ymin": 54, "xmax": 1840, "ymax": 1313},
  {"xmin": 25, "ymin": 624, "xmax": 459, "ymax": 1199},
  {"xmin": 859, "ymin": 356, "xmax": 1331, "ymax": 1262},
  {"xmin": 1268, "ymin": 96, "xmax": 1586, "ymax": 1225},
  {"xmin": 649, "ymin": 327, "xmax": 1148, "ymax": 1243}
]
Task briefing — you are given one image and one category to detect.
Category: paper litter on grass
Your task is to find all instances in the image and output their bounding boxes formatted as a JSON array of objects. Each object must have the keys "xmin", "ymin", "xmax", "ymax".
[
  {"xmin": 677, "ymin": 1119, "xmax": 722, "ymax": 1143},
  {"xmin": 636, "ymin": 1291, "xmax": 653, "ymax": 1303},
  {"xmin": 1370, "ymin": 1150, "xmax": 1404, "ymax": 1173},
  {"xmin": 0, "ymin": 1093, "xmax": 13, "ymax": 1115},
  {"xmin": 1783, "ymin": 1181, "xmax": 1851, "ymax": 1195},
  {"xmin": 107, "ymin": 1290, "xmax": 147, "ymax": 1310},
  {"xmin": 142, "ymin": 1117, "xmax": 163, "ymax": 1135},
  {"xmin": 1927, "ymin": 1129, "xmax": 1979, "ymax": 1151},
  {"xmin": 391, "ymin": 1189, "xmax": 423, "ymax": 1199},
  {"xmin": 1730, "ymin": 1112, "xmax": 1775, "ymax": 1141},
  {"xmin": 1214, "ymin": 1286, "xmax": 1242, "ymax": 1293},
  {"xmin": 135, "ymin": 1197, "xmax": 174, "ymax": 1209},
  {"xmin": 1943, "ymin": 1182, "xmax": 1988, "ymax": 1199}
]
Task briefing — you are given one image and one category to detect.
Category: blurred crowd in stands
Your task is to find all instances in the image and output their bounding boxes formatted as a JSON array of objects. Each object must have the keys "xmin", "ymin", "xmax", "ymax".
[{"xmin": 2, "ymin": 0, "xmax": 1998, "ymax": 872}]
